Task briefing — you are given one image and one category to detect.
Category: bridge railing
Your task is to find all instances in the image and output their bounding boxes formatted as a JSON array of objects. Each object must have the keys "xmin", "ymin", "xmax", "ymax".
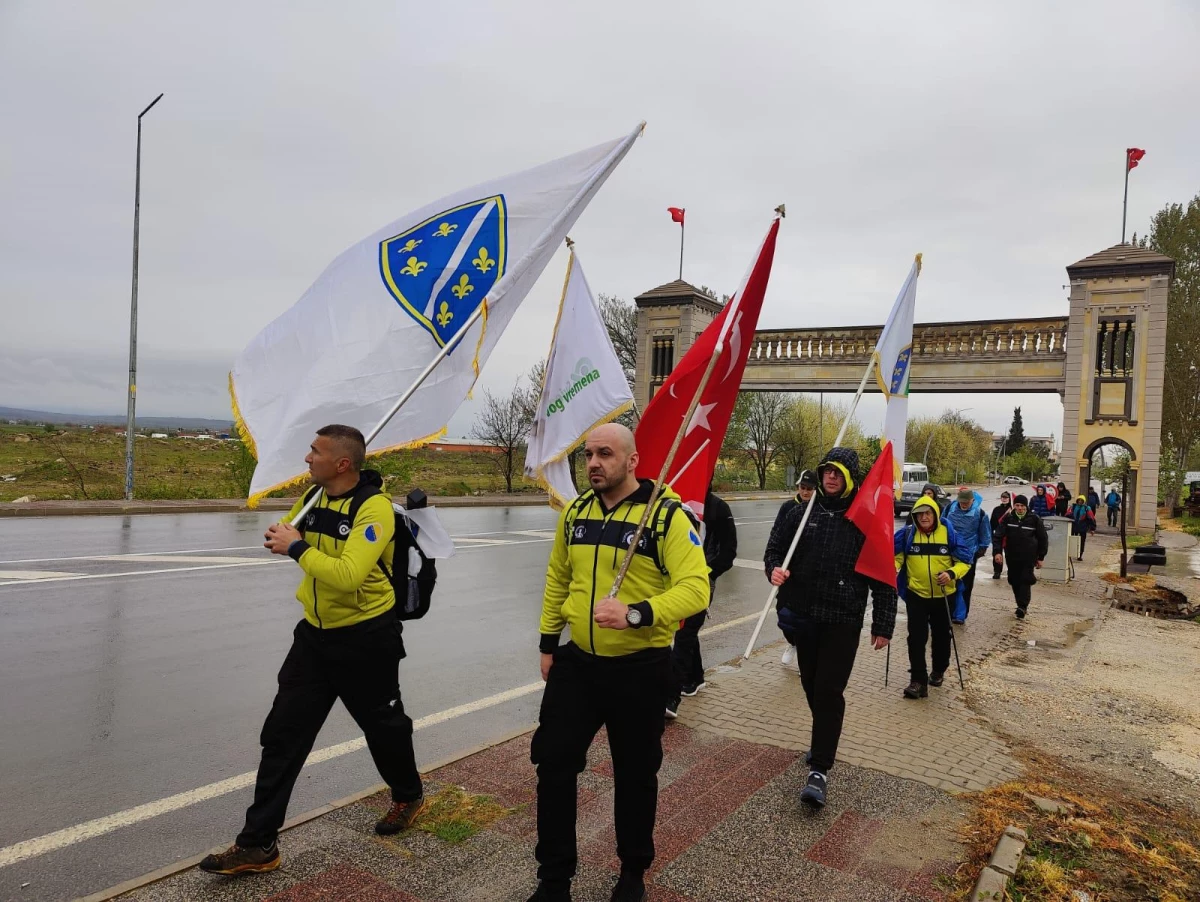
[{"xmin": 744, "ymin": 317, "xmax": 1069, "ymax": 363}]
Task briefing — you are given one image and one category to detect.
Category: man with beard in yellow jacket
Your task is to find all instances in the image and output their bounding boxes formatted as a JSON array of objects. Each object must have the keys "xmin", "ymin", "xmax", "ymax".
[{"xmin": 527, "ymin": 423, "xmax": 710, "ymax": 902}]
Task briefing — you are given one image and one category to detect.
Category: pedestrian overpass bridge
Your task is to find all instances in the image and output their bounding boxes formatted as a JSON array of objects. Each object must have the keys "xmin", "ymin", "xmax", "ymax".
[{"xmin": 632, "ymin": 244, "xmax": 1174, "ymax": 530}]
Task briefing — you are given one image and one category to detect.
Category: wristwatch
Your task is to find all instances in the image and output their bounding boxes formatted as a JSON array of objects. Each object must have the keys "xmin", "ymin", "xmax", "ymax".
[{"xmin": 625, "ymin": 606, "xmax": 643, "ymax": 627}]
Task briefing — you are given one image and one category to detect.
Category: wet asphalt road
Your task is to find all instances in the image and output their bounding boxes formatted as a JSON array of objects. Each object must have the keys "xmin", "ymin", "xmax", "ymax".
[{"xmin": 0, "ymin": 501, "xmax": 799, "ymax": 902}]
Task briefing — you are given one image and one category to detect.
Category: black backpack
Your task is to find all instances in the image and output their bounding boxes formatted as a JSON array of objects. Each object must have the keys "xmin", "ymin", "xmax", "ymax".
[{"xmin": 303, "ymin": 484, "xmax": 437, "ymax": 620}]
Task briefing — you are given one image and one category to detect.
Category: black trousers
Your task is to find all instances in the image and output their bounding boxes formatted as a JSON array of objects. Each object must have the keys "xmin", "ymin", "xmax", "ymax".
[
  {"xmin": 1107, "ymin": 506, "xmax": 1119, "ymax": 527},
  {"xmin": 237, "ymin": 613, "xmax": 422, "ymax": 848},
  {"xmin": 670, "ymin": 578, "xmax": 714, "ymax": 697},
  {"xmin": 960, "ymin": 562, "xmax": 978, "ymax": 617},
  {"xmin": 1077, "ymin": 532, "xmax": 1088, "ymax": 558},
  {"xmin": 993, "ymin": 556, "xmax": 1004, "ymax": 578},
  {"xmin": 531, "ymin": 643, "xmax": 671, "ymax": 885},
  {"xmin": 1008, "ymin": 565, "xmax": 1035, "ymax": 610},
  {"xmin": 905, "ymin": 594, "xmax": 951, "ymax": 683},
  {"xmin": 793, "ymin": 619, "xmax": 861, "ymax": 773}
]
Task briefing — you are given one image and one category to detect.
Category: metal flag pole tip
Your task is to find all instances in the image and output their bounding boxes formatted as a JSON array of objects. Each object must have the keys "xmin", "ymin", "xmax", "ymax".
[{"xmin": 774, "ymin": 204, "xmax": 786, "ymax": 218}]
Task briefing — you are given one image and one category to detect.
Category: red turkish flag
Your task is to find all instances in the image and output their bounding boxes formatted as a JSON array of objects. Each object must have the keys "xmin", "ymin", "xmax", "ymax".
[
  {"xmin": 1126, "ymin": 148, "xmax": 1146, "ymax": 171},
  {"xmin": 667, "ymin": 206, "xmax": 686, "ymax": 225},
  {"xmin": 634, "ymin": 218, "xmax": 779, "ymax": 517},
  {"xmin": 845, "ymin": 440, "xmax": 898, "ymax": 588}
]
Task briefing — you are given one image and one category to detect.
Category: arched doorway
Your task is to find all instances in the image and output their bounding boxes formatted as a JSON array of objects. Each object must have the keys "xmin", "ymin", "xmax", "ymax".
[{"xmin": 1081, "ymin": 437, "xmax": 1136, "ymax": 531}]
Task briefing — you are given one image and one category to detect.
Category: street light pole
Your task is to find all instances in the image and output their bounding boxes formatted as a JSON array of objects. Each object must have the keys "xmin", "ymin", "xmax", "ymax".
[{"xmin": 124, "ymin": 92, "xmax": 164, "ymax": 501}]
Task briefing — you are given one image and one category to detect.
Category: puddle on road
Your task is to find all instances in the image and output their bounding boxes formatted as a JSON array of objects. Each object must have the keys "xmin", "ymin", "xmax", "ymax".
[{"xmin": 1063, "ymin": 618, "xmax": 1095, "ymax": 648}]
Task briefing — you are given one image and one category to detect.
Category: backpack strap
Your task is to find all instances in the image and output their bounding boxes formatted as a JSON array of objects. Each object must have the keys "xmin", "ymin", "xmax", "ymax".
[{"xmin": 562, "ymin": 490, "xmax": 595, "ymax": 541}]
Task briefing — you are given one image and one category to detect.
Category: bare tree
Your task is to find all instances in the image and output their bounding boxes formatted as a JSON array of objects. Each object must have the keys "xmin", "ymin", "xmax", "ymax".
[
  {"xmin": 597, "ymin": 293, "xmax": 638, "ymax": 386},
  {"xmin": 471, "ymin": 380, "xmax": 535, "ymax": 493},
  {"xmin": 728, "ymin": 391, "xmax": 791, "ymax": 489}
]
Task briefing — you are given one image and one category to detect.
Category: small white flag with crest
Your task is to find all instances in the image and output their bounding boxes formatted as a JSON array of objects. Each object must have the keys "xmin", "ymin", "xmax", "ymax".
[
  {"xmin": 524, "ymin": 250, "xmax": 634, "ymax": 508},
  {"xmin": 231, "ymin": 124, "xmax": 643, "ymax": 506},
  {"xmin": 874, "ymin": 254, "xmax": 920, "ymax": 495}
]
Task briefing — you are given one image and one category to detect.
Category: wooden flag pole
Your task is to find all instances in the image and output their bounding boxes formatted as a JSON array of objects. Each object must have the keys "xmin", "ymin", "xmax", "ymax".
[{"xmin": 739, "ymin": 355, "xmax": 877, "ymax": 661}]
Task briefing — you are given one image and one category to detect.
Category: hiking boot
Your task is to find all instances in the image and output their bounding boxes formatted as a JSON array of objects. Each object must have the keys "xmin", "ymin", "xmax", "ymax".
[
  {"xmin": 799, "ymin": 770, "xmax": 827, "ymax": 810},
  {"xmin": 610, "ymin": 869, "xmax": 647, "ymax": 901},
  {"xmin": 198, "ymin": 842, "xmax": 280, "ymax": 875},
  {"xmin": 781, "ymin": 644, "xmax": 796, "ymax": 666},
  {"xmin": 951, "ymin": 618, "xmax": 965, "ymax": 625},
  {"xmin": 527, "ymin": 882, "xmax": 572, "ymax": 902},
  {"xmin": 664, "ymin": 697, "xmax": 680, "ymax": 720},
  {"xmin": 375, "ymin": 795, "xmax": 427, "ymax": 835},
  {"xmin": 1015, "ymin": 607, "xmax": 1026, "ymax": 620},
  {"xmin": 680, "ymin": 681, "xmax": 706, "ymax": 697},
  {"xmin": 902, "ymin": 680, "xmax": 928, "ymax": 699},
  {"xmin": 929, "ymin": 671, "xmax": 945, "ymax": 687}
]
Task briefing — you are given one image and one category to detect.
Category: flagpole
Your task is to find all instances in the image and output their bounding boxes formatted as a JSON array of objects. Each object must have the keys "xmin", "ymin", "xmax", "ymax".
[
  {"xmin": 1121, "ymin": 153, "xmax": 1130, "ymax": 244},
  {"xmin": 608, "ymin": 212, "xmax": 779, "ymax": 597},
  {"xmin": 740, "ymin": 355, "xmax": 877, "ymax": 661},
  {"xmin": 678, "ymin": 218, "xmax": 685, "ymax": 281}
]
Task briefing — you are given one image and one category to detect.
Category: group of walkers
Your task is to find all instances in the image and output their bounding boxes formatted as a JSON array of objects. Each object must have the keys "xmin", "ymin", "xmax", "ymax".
[{"xmin": 197, "ymin": 420, "xmax": 1128, "ymax": 902}]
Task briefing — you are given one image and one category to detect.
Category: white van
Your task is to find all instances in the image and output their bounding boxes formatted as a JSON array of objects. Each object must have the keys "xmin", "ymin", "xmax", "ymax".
[{"xmin": 895, "ymin": 463, "xmax": 943, "ymax": 516}]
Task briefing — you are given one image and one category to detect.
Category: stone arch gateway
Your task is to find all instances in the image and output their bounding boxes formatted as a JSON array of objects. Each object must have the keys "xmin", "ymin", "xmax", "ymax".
[{"xmin": 633, "ymin": 244, "xmax": 1174, "ymax": 531}]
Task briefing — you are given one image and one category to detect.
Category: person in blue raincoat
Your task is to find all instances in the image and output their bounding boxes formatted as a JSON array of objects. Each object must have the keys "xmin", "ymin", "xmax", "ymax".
[
  {"xmin": 944, "ymin": 487, "xmax": 992, "ymax": 623},
  {"xmin": 893, "ymin": 496, "xmax": 973, "ymax": 699}
]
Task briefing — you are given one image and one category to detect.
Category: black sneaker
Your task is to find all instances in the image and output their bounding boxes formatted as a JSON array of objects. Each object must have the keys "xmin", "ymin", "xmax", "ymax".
[
  {"xmin": 902, "ymin": 680, "xmax": 928, "ymax": 699},
  {"xmin": 610, "ymin": 869, "xmax": 647, "ymax": 901},
  {"xmin": 198, "ymin": 842, "xmax": 280, "ymax": 875},
  {"xmin": 929, "ymin": 671, "xmax": 945, "ymax": 687},
  {"xmin": 375, "ymin": 794, "xmax": 427, "ymax": 835},
  {"xmin": 1015, "ymin": 607, "xmax": 1026, "ymax": 620},
  {"xmin": 680, "ymin": 681, "xmax": 706, "ymax": 697},
  {"xmin": 664, "ymin": 697, "xmax": 680, "ymax": 720},
  {"xmin": 527, "ymin": 882, "xmax": 572, "ymax": 902},
  {"xmin": 799, "ymin": 770, "xmax": 827, "ymax": 809}
]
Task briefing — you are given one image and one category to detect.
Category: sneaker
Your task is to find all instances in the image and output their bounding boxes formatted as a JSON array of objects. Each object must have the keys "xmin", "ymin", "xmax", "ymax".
[
  {"xmin": 664, "ymin": 697, "xmax": 680, "ymax": 720},
  {"xmin": 375, "ymin": 795, "xmax": 427, "ymax": 835},
  {"xmin": 902, "ymin": 680, "xmax": 928, "ymax": 699},
  {"xmin": 680, "ymin": 682, "xmax": 706, "ymax": 697},
  {"xmin": 799, "ymin": 770, "xmax": 827, "ymax": 809},
  {"xmin": 781, "ymin": 644, "xmax": 796, "ymax": 666},
  {"xmin": 198, "ymin": 842, "xmax": 280, "ymax": 875},
  {"xmin": 527, "ymin": 882, "xmax": 572, "ymax": 902},
  {"xmin": 929, "ymin": 671, "xmax": 945, "ymax": 687},
  {"xmin": 1015, "ymin": 607, "xmax": 1026, "ymax": 620},
  {"xmin": 610, "ymin": 869, "xmax": 647, "ymax": 902}
]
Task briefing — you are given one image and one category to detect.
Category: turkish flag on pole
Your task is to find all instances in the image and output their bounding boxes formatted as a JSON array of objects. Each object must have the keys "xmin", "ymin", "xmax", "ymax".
[
  {"xmin": 668, "ymin": 206, "xmax": 686, "ymax": 224},
  {"xmin": 1126, "ymin": 148, "xmax": 1146, "ymax": 171},
  {"xmin": 634, "ymin": 218, "xmax": 780, "ymax": 518},
  {"xmin": 845, "ymin": 440, "xmax": 898, "ymax": 588}
]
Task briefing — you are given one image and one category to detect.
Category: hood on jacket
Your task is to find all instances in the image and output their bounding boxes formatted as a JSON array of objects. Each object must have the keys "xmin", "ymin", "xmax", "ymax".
[
  {"xmin": 817, "ymin": 447, "xmax": 860, "ymax": 498},
  {"xmin": 910, "ymin": 495, "xmax": 943, "ymax": 531},
  {"xmin": 324, "ymin": 468, "xmax": 384, "ymax": 499}
]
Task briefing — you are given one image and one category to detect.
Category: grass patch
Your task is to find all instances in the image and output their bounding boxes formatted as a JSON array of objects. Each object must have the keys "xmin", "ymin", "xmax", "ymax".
[
  {"xmin": 951, "ymin": 746, "xmax": 1200, "ymax": 901},
  {"xmin": 414, "ymin": 786, "xmax": 512, "ymax": 844}
]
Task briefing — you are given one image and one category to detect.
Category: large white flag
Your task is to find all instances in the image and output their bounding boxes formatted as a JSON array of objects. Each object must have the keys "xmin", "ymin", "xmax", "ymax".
[
  {"xmin": 231, "ymin": 124, "xmax": 643, "ymax": 506},
  {"xmin": 524, "ymin": 250, "xmax": 634, "ymax": 508},
  {"xmin": 875, "ymin": 255, "xmax": 920, "ymax": 495}
]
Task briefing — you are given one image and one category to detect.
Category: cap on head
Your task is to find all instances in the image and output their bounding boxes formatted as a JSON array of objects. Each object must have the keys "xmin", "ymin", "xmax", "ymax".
[
  {"xmin": 797, "ymin": 469, "xmax": 818, "ymax": 488},
  {"xmin": 1013, "ymin": 494, "xmax": 1029, "ymax": 506},
  {"xmin": 1077, "ymin": 495, "xmax": 1087, "ymax": 503},
  {"xmin": 957, "ymin": 487, "xmax": 973, "ymax": 501}
]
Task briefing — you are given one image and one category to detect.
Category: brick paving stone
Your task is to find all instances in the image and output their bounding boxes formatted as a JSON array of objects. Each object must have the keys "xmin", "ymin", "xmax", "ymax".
[{"xmin": 264, "ymin": 863, "xmax": 420, "ymax": 902}]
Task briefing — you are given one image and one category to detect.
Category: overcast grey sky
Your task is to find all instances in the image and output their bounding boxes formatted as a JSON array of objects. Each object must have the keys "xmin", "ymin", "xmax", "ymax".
[{"xmin": 2, "ymin": 0, "xmax": 1198, "ymax": 441}]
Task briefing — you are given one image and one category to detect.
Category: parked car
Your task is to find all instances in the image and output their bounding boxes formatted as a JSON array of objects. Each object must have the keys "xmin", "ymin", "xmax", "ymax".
[{"xmin": 1003, "ymin": 475, "xmax": 1028, "ymax": 485}]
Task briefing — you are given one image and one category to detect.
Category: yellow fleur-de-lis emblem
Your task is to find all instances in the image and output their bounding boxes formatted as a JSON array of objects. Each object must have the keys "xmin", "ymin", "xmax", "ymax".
[
  {"xmin": 450, "ymin": 273, "xmax": 474, "ymax": 299},
  {"xmin": 437, "ymin": 302, "xmax": 453, "ymax": 327},
  {"xmin": 399, "ymin": 256, "xmax": 427, "ymax": 277},
  {"xmin": 433, "ymin": 222, "xmax": 458, "ymax": 238},
  {"xmin": 472, "ymin": 247, "xmax": 495, "ymax": 273},
  {"xmin": 398, "ymin": 238, "xmax": 422, "ymax": 254}
]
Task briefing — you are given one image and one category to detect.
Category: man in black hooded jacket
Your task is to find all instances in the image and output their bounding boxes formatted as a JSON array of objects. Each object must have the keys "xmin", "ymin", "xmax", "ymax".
[{"xmin": 763, "ymin": 447, "xmax": 896, "ymax": 810}]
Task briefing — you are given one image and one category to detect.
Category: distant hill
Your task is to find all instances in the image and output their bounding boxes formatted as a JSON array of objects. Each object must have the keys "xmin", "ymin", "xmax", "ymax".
[{"xmin": 0, "ymin": 407, "xmax": 234, "ymax": 431}]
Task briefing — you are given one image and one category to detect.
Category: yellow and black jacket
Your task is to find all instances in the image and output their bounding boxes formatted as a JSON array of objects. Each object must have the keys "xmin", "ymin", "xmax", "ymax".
[
  {"xmin": 539, "ymin": 479, "xmax": 710, "ymax": 657},
  {"xmin": 893, "ymin": 495, "xmax": 972, "ymax": 600},
  {"xmin": 285, "ymin": 471, "xmax": 396, "ymax": 629}
]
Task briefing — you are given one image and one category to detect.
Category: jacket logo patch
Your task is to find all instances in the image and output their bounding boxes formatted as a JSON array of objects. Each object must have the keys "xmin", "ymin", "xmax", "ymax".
[
  {"xmin": 622, "ymin": 531, "xmax": 649, "ymax": 550},
  {"xmin": 573, "ymin": 525, "xmax": 586, "ymax": 540},
  {"xmin": 688, "ymin": 530, "xmax": 701, "ymax": 546},
  {"xmin": 365, "ymin": 524, "xmax": 379, "ymax": 543},
  {"xmin": 338, "ymin": 522, "xmax": 351, "ymax": 537}
]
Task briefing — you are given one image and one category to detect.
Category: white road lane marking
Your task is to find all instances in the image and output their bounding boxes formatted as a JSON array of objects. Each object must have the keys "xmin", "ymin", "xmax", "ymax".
[
  {"xmin": 81, "ymin": 555, "xmax": 265, "ymax": 564},
  {"xmin": 0, "ymin": 545, "xmax": 263, "ymax": 565},
  {"xmin": 0, "ymin": 680, "xmax": 546, "ymax": 869},
  {"xmin": 0, "ymin": 560, "xmax": 285, "ymax": 589},
  {"xmin": 0, "ymin": 570, "xmax": 84, "ymax": 580}
]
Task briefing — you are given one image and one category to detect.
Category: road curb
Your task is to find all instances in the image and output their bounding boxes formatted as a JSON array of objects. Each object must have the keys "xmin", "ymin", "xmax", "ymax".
[
  {"xmin": 970, "ymin": 824, "xmax": 1028, "ymax": 901},
  {"xmin": 71, "ymin": 723, "xmax": 536, "ymax": 902}
]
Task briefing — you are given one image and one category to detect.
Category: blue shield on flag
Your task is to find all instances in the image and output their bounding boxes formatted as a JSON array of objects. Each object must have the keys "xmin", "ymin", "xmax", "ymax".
[
  {"xmin": 379, "ymin": 196, "xmax": 508, "ymax": 347},
  {"xmin": 889, "ymin": 345, "xmax": 912, "ymax": 395}
]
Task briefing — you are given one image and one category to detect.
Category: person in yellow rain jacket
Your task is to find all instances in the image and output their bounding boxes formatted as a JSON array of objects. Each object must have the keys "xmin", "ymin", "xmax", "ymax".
[
  {"xmin": 200, "ymin": 425, "xmax": 424, "ymax": 879},
  {"xmin": 528, "ymin": 423, "xmax": 710, "ymax": 902},
  {"xmin": 893, "ymin": 495, "xmax": 972, "ymax": 701}
]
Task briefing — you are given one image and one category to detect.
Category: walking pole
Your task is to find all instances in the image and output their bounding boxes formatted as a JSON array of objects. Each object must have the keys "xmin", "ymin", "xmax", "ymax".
[
  {"xmin": 940, "ymin": 582, "xmax": 966, "ymax": 690},
  {"xmin": 884, "ymin": 643, "xmax": 890, "ymax": 688}
]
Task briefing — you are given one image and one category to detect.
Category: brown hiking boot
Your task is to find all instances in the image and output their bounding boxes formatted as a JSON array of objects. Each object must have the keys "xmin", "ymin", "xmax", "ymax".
[
  {"xmin": 375, "ymin": 794, "xmax": 427, "ymax": 835},
  {"xmin": 198, "ymin": 842, "xmax": 280, "ymax": 875}
]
